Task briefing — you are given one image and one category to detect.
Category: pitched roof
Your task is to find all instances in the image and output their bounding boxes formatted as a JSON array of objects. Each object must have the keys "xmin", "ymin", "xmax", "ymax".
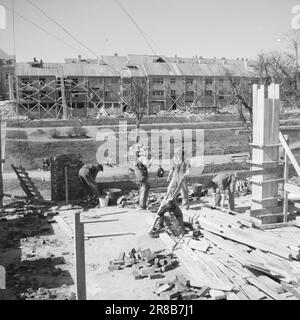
[{"xmin": 15, "ymin": 62, "xmax": 120, "ymax": 77}]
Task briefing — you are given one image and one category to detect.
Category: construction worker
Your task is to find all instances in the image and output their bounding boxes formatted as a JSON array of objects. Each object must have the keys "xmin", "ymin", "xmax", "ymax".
[
  {"xmin": 167, "ymin": 149, "xmax": 191, "ymax": 209},
  {"xmin": 207, "ymin": 172, "xmax": 236, "ymax": 212},
  {"xmin": 78, "ymin": 163, "xmax": 104, "ymax": 205},
  {"xmin": 128, "ymin": 136, "xmax": 146, "ymax": 172},
  {"xmin": 149, "ymin": 198, "xmax": 185, "ymax": 237},
  {"xmin": 135, "ymin": 151, "xmax": 152, "ymax": 210},
  {"xmin": 157, "ymin": 164, "xmax": 165, "ymax": 178}
]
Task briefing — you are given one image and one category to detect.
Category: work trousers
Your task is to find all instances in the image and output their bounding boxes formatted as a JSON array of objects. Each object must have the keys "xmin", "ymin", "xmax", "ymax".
[
  {"xmin": 214, "ymin": 179, "xmax": 236, "ymax": 212},
  {"xmin": 138, "ymin": 179, "xmax": 150, "ymax": 209},
  {"xmin": 167, "ymin": 175, "xmax": 189, "ymax": 209}
]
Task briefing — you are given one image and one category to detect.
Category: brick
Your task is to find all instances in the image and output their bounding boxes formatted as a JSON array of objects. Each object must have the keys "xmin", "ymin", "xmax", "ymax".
[
  {"xmin": 196, "ymin": 286, "xmax": 210, "ymax": 297},
  {"xmin": 161, "ymin": 290, "xmax": 180, "ymax": 300},
  {"xmin": 176, "ymin": 274, "xmax": 190, "ymax": 287},
  {"xmin": 124, "ymin": 258, "xmax": 135, "ymax": 267},
  {"xmin": 175, "ymin": 282, "xmax": 188, "ymax": 293},
  {"xmin": 156, "ymin": 283, "xmax": 172, "ymax": 295},
  {"xmin": 161, "ymin": 262, "xmax": 175, "ymax": 273},
  {"xmin": 139, "ymin": 267, "xmax": 155, "ymax": 277},
  {"xmin": 155, "ymin": 280, "xmax": 168, "ymax": 288},
  {"xmin": 112, "ymin": 260, "xmax": 125, "ymax": 266},
  {"xmin": 132, "ymin": 271, "xmax": 144, "ymax": 280},
  {"xmin": 144, "ymin": 253, "xmax": 156, "ymax": 263},
  {"xmin": 108, "ymin": 264, "xmax": 121, "ymax": 271},
  {"xmin": 180, "ymin": 292, "xmax": 198, "ymax": 300},
  {"xmin": 210, "ymin": 289, "xmax": 226, "ymax": 300},
  {"xmin": 149, "ymin": 273, "xmax": 165, "ymax": 280},
  {"xmin": 118, "ymin": 252, "xmax": 125, "ymax": 261}
]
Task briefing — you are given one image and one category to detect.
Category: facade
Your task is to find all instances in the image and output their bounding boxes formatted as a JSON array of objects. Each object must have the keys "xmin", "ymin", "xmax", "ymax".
[{"xmin": 5, "ymin": 52, "xmax": 260, "ymax": 119}]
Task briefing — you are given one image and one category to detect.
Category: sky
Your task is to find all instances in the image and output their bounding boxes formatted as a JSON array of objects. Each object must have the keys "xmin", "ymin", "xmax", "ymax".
[{"xmin": 0, "ymin": 0, "xmax": 298, "ymax": 62}]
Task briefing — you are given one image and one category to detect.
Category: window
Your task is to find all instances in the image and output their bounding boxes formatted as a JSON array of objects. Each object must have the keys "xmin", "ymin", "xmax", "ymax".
[
  {"xmin": 152, "ymin": 90, "xmax": 164, "ymax": 96},
  {"xmin": 153, "ymin": 78, "xmax": 164, "ymax": 85},
  {"xmin": 219, "ymin": 79, "xmax": 224, "ymax": 85},
  {"xmin": 205, "ymin": 90, "xmax": 213, "ymax": 97},
  {"xmin": 186, "ymin": 91, "xmax": 194, "ymax": 97},
  {"xmin": 205, "ymin": 78, "xmax": 213, "ymax": 85},
  {"xmin": 105, "ymin": 91, "xmax": 112, "ymax": 98},
  {"xmin": 186, "ymin": 78, "xmax": 194, "ymax": 85},
  {"xmin": 21, "ymin": 78, "xmax": 31, "ymax": 85},
  {"xmin": 71, "ymin": 78, "xmax": 79, "ymax": 85},
  {"xmin": 171, "ymin": 90, "xmax": 176, "ymax": 97},
  {"xmin": 170, "ymin": 78, "xmax": 176, "ymax": 84},
  {"xmin": 39, "ymin": 78, "xmax": 46, "ymax": 86}
]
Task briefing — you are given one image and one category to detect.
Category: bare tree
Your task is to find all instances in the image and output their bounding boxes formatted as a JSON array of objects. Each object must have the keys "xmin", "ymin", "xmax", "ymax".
[
  {"xmin": 128, "ymin": 77, "xmax": 148, "ymax": 142},
  {"xmin": 226, "ymin": 73, "xmax": 253, "ymax": 147}
]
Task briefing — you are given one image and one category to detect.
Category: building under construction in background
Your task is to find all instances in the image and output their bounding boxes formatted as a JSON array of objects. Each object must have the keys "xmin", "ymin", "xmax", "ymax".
[{"xmin": 2, "ymin": 50, "xmax": 262, "ymax": 119}]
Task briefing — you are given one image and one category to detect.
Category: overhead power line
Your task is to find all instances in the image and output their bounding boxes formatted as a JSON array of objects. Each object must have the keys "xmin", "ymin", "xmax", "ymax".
[
  {"xmin": 0, "ymin": 1, "xmax": 84, "ymax": 55},
  {"xmin": 113, "ymin": 0, "xmax": 158, "ymax": 56},
  {"xmin": 25, "ymin": 0, "xmax": 100, "ymax": 60}
]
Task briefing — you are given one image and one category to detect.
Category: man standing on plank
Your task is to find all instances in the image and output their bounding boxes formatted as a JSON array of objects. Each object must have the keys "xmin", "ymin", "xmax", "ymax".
[{"xmin": 167, "ymin": 149, "xmax": 191, "ymax": 209}]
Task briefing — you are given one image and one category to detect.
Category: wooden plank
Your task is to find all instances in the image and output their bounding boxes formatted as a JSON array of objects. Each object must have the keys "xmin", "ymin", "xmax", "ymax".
[
  {"xmin": 195, "ymin": 218, "xmax": 293, "ymax": 260},
  {"xmin": 246, "ymin": 277, "xmax": 285, "ymax": 300},
  {"xmin": 241, "ymin": 284, "xmax": 267, "ymax": 300},
  {"xmin": 158, "ymin": 232, "xmax": 234, "ymax": 291},
  {"xmin": 279, "ymin": 132, "xmax": 300, "ymax": 178},
  {"xmin": 86, "ymin": 232, "xmax": 135, "ymax": 239},
  {"xmin": 74, "ymin": 211, "xmax": 86, "ymax": 300},
  {"xmin": 0, "ymin": 265, "xmax": 5, "ymax": 290},
  {"xmin": 53, "ymin": 215, "xmax": 74, "ymax": 238},
  {"xmin": 185, "ymin": 238, "xmax": 210, "ymax": 252},
  {"xmin": 257, "ymin": 275, "xmax": 285, "ymax": 294}
]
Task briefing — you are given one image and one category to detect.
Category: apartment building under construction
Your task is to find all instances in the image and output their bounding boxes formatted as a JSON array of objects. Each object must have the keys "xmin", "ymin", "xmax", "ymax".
[{"xmin": 6, "ymin": 53, "xmax": 260, "ymax": 119}]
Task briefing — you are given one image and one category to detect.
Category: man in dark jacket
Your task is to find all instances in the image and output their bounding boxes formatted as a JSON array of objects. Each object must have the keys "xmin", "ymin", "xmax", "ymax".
[
  {"xmin": 78, "ymin": 163, "xmax": 104, "ymax": 203},
  {"xmin": 207, "ymin": 172, "xmax": 236, "ymax": 212}
]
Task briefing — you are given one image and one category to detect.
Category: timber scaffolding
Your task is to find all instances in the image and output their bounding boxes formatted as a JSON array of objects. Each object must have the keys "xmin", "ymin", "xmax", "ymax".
[{"xmin": 7, "ymin": 57, "xmax": 259, "ymax": 120}]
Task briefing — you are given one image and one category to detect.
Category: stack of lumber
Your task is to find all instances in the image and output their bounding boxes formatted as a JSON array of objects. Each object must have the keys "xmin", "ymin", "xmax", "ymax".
[{"xmin": 151, "ymin": 207, "xmax": 300, "ymax": 300}]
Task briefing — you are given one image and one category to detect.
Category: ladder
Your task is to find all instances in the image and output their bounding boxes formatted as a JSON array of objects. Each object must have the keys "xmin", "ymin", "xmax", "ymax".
[{"xmin": 11, "ymin": 164, "xmax": 43, "ymax": 200}]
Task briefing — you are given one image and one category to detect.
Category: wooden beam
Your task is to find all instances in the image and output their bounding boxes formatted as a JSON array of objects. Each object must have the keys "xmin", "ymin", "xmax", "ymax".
[
  {"xmin": 85, "ymin": 232, "xmax": 135, "ymax": 239},
  {"xmin": 279, "ymin": 132, "xmax": 300, "ymax": 178},
  {"xmin": 74, "ymin": 211, "xmax": 86, "ymax": 300}
]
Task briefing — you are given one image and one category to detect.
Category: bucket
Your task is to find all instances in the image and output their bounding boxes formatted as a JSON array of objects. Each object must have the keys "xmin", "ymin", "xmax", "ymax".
[
  {"xmin": 99, "ymin": 196, "xmax": 109, "ymax": 208},
  {"xmin": 103, "ymin": 188, "xmax": 122, "ymax": 206}
]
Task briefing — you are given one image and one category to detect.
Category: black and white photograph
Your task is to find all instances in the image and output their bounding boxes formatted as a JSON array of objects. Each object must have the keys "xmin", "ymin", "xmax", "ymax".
[{"xmin": 1, "ymin": 0, "xmax": 300, "ymax": 306}]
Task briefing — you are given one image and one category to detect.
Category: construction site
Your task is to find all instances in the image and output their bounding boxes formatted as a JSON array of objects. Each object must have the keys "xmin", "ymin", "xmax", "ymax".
[{"xmin": 1, "ymin": 0, "xmax": 300, "ymax": 305}]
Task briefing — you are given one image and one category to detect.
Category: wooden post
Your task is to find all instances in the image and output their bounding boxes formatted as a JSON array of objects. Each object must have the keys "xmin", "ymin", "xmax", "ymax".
[
  {"xmin": 74, "ymin": 211, "xmax": 86, "ymax": 300},
  {"xmin": 64, "ymin": 166, "xmax": 69, "ymax": 205},
  {"xmin": 283, "ymin": 135, "xmax": 289, "ymax": 223},
  {"xmin": 0, "ymin": 114, "xmax": 3, "ymax": 207},
  {"xmin": 250, "ymin": 83, "xmax": 282, "ymax": 224},
  {"xmin": 60, "ymin": 75, "xmax": 68, "ymax": 120}
]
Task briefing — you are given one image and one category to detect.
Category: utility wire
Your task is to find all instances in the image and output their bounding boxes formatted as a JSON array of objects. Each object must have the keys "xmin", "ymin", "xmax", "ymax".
[
  {"xmin": 25, "ymin": 0, "xmax": 100, "ymax": 60},
  {"xmin": 113, "ymin": 0, "xmax": 158, "ymax": 56},
  {"xmin": 0, "ymin": 1, "xmax": 84, "ymax": 55}
]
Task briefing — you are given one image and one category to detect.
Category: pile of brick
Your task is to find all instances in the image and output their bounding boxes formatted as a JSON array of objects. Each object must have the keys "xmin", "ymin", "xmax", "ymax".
[
  {"xmin": 153, "ymin": 275, "xmax": 220, "ymax": 300},
  {"xmin": 50, "ymin": 154, "xmax": 84, "ymax": 202},
  {"xmin": 108, "ymin": 248, "xmax": 178, "ymax": 280}
]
